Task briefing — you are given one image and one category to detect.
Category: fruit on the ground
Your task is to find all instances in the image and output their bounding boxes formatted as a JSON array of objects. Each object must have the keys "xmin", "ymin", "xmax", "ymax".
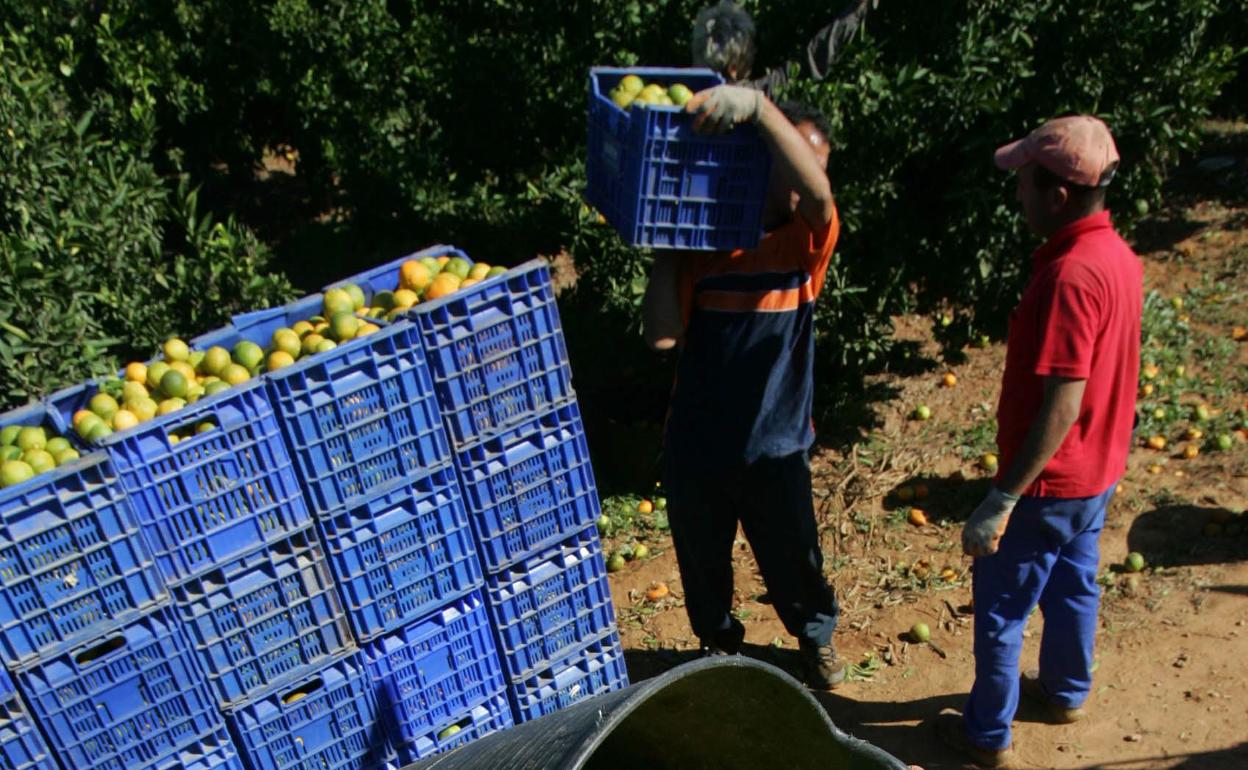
[
  {"xmin": 1185, "ymin": 427, "xmax": 1203, "ymax": 441},
  {"xmin": 1152, "ymin": 407, "xmax": 1166, "ymax": 420},
  {"xmin": 1233, "ymin": 326, "xmax": 1247, "ymax": 341},
  {"xmin": 654, "ymin": 496, "xmax": 667, "ymax": 512},
  {"xmin": 632, "ymin": 543, "xmax": 651, "ymax": 560},
  {"xmin": 1125, "ymin": 552, "xmax": 1146, "ymax": 573},
  {"xmin": 942, "ymin": 372, "xmax": 957, "ymax": 388},
  {"xmin": 1146, "ymin": 435, "xmax": 1167, "ymax": 450},
  {"xmin": 908, "ymin": 508, "xmax": 928, "ymax": 526},
  {"xmin": 1139, "ymin": 383, "xmax": 1154, "ymax": 397},
  {"xmin": 638, "ymin": 499, "xmax": 654, "ymax": 514},
  {"xmin": 1147, "ymin": 463, "xmax": 1164, "ymax": 474},
  {"xmin": 646, "ymin": 582, "xmax": 670, "ymax": 601},
  {"xmin": 1183, "ymin": 444, "xmax": 1199, "ymax": 459},
  {"xmin": 1216, "ymin": 433, "xmax": 1233, "ymax": 451},
  {"xmin": 606, "ymin": 552, "xmax": 626, "ymax": 573},
  {"xmin": 596, "ymin": 514, "xmax": 612, "ymax": 536},
  {"xmin": 1194, "ymin": 404, "xmax": 1211, "ymax": 422},
  {"xmin": 914, "ymin": 405, "xmax": 932, "ymax": 421},
  {"xmin": 980, "ymin": 453, "xmax": 999, "ymax": 472},
  {"xmin": 1142, "ymin": 363, "xmax": 1159, "ymax": 380},
  {"xmin": 910, "ymin": 621, "xmax": 931, "ymax": 642}
]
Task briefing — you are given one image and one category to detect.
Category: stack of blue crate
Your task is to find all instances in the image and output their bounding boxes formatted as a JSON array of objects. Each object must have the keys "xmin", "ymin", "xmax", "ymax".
[
  {"xmin": 327, "ymin": 247, "xmax": 630, "ymax": 727},
  {"xmin": 201, "ymin": 296, "xmax": 514, "ymax": 765},
  {"xmin": 0, "ymin": 401, "xmax": 244, "ymax": 770}
]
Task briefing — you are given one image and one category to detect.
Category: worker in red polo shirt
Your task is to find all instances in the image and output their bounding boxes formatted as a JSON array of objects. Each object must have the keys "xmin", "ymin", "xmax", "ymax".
[{"xmin": 935, "ymin": 116, "xmax": 1143, "ymax": 768}]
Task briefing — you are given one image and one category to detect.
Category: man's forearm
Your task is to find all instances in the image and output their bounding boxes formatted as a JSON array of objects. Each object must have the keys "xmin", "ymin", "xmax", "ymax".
[
  {"xmin": 805, "ymin": 0, "xmax": 874, "ymax": 80},
  {"xmin": 756, "ymin": 98, "xmax": 834, "ymax": 226},
  {"xmin": 996, "ymin": 377, "xmax": 1086, "ymax": 496},
  {"xmin": 642, "ymin": 254, "xmax": 683, "ymax": 351}
]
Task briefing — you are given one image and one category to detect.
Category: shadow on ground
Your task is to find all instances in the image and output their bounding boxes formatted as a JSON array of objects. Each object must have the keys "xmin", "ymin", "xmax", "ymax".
[{"xmin": 1125, "ymin": 504, "xmax": 1248, "ymax": 569}]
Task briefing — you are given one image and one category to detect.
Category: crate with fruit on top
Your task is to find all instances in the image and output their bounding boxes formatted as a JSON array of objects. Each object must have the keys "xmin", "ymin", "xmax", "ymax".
[
  {"xmin": 325, "ymin": 248, "xmax": 574, "ymax": 450},
  {"xmin": 586, "ymin": 66, "xmax": 771, "ymax": 251}
]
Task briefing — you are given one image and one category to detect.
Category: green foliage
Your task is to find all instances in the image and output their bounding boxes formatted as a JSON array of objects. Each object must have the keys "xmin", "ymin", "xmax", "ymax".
[
  {"xmin": 1, "ymin": 0, "xmax": 1244, "ymax": 424},
  {"xmin": 0, "ymin": 30, "xmax": 293, "ymax": 408}
]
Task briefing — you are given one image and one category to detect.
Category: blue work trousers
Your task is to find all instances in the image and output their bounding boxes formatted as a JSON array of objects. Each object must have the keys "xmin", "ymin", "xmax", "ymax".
[{"xmin": 964, "ymin": 483, "xmax": 1116, "ymax": 750}]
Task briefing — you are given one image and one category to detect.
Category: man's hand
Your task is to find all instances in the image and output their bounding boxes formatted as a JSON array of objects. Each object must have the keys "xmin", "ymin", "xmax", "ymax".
[
  {"xmin": 686, "ymin": 85, "xmax": 764, "ymax": 134},
  {"xmin": 962, "ymin": 487, "xmax": 1021, "ymax": 558}
]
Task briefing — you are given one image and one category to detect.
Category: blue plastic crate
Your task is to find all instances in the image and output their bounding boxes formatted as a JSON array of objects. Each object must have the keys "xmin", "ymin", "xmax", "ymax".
[
  {"xmin": 170, "ymin": 525, "xmax": 353, "ymax": 708},
  {"xmin": 47, "ymin": 379, "xmax": 312, "ymax": 585},
  {"xmin": 486, "ymin": 525, "xmax": 617, "ymax": 681},
  {"xmin": 0, "ymin": 402, "xmax": 166, "ymax": 666},
  {"xmin": 455, "ymin": 401, "xmax": 600, "ymax": 572},
  {"xmin": 213, "ymin": 297, "xmax": 450, "ymax": 513},
  {"xmin": 401, "ymin": 690, "xmax": 513, "ymax": 765},
  {"xmin": 15, "ymin": 603, "xmax": 238, "ymax": 770},
  {"xmin": 0, "ymin": 666, "xmax": 57, "ymax": 770},
  {"xmin": 586, "ymin": 67, "xmax": 771, "ymax": 251},
  {"xmin": 508, "ymin": 630, "xmax": 629, "ymax": 723},
  {"xmin": 320, "ymin": 465, "xmax": 481, "ymax": 642},
  {"xmin": 412, "ymin": 259, "xmax": 576, "ymax": 449},
  {"xmin": 226, "ymin": 650, "xmax": 392, "ymax": 770},
  {"xmin": 362, "ymin": 592, "xmax": 510, "ymax": 761},
  {"xmin": 327, "ymin": 249, "xmax": 574, "ymax": 450}
]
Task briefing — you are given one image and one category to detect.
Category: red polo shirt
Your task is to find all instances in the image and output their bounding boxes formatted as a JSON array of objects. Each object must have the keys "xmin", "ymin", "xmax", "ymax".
[{"xmin": 996, "ymin": 211, "xmax": 1143, "ymax": 498}]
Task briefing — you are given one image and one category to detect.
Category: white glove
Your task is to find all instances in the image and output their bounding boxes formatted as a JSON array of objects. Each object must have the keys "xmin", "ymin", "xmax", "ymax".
[
  {"xmin": 962, "ymin": 487, "xmax": 1021, "ymax": 558},
  {"xmin": 687, "ymin": 85, "xmax": 764, "ymax": 134}
]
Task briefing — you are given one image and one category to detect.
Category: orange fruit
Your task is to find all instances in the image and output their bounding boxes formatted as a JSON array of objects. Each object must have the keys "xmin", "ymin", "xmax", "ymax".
[
  {"xmin": 637, "ymin": 499, "xmax": 653, "ymax": 514},
  {"xmin": 645, "ymin": 582, "xmax": 670, "ymax": 602},
  {"xmin": 941, "ymin": 372, "xmax": 957, "ymax": 388},
  {"xmin": 125, "ymin": 362, "xmax": 148, "ymax": 383},
  {"xmin": 72, "ymin": 409, "xmax": 96, "ymax": 429},
  {"xmin": 399, "ymin": 260, "xmax": 433, "ymax": 293},
  {"xmin": 468, "ymin": 263, "xmax": 491, "ymax": 281},
  {"xmin": 908, "ymin": 508, "xmax": 928, "ymax": 526},
  {"xmin": 1232, "ymin": 326, "xmax": 1247, "ymax": 342},
  {"xmin": 423, "ymin": 272, "xmax": 461, "ymax": 301},
  {"xmin": 1146, "ymin": 435, "xmax": 1167, "ymax": 450},
  {"xmin": 437, "ymin": 255, "xmax": 450, "ymax": 268}
]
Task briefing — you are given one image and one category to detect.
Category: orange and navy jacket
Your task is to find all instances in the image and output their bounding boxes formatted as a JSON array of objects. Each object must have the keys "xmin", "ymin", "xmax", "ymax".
[{"xmin": 665, "ymin": 206, "xmax": 840, "ymax": 470}]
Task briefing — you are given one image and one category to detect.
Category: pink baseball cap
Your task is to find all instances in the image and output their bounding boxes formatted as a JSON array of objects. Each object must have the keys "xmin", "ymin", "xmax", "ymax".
[{"xmin": 994, "ymin": 116, "xmax": 1120, "ymax": 187}]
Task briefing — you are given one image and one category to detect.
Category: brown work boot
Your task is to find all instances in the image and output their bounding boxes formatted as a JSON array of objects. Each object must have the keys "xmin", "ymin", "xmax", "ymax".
[
  {"xmin": 934, "ymin": 709, "xmax": 1018, "ymax": 768},
  {"xmin": 799, "ymin": 641, "xmax": 846, "ymax": 690},
  {"xmin": 1020, "ymin": 668, "xmax": 1086, "ymax": 724}
]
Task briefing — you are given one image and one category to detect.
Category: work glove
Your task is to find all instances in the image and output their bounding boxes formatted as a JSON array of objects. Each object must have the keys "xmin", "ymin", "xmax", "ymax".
[
  {"xmin": 686, "ymin": 84, "xmax": 764, "ymax": 134},
  {"xmin": 962, "ymin": 487, "xmax": 1021, "ymax": 558}
]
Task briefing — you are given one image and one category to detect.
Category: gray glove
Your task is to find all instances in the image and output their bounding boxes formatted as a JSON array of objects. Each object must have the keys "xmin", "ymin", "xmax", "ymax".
[
  {"xmin": 962, "ymin": 487, "xmax": 1021, "ymax": 557},
  {"xmin": 687, "ymin": 84, "xmax": 764, "ymax": 134}
]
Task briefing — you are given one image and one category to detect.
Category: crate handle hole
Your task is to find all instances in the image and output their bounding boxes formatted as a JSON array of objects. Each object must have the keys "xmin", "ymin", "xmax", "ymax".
[
  {"xmin": 281, "ymin": 677, "xmax": 324, "ymax": 705},
  {"xmin": 169, "ymin": 416, "xmax": 220, "ymax": 442},
  {"xmin": 76, "ymin": 635, "xmax": 125, "ymax": 665}
]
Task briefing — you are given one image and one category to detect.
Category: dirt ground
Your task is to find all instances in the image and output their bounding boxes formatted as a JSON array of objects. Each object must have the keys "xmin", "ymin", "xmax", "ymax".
[{"xmin": 602, "ymin": 124, "xmax": 1248, "ymax": 769}]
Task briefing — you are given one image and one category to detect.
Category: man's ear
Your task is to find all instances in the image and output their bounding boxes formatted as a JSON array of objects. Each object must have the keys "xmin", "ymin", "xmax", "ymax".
[{"xmin": 1050, "ymin": 184, "xmax": 1070, "ymax": 213}]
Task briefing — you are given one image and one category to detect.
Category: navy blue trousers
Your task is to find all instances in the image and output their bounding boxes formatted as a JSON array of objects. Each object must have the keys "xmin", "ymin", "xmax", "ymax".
[
  {"xmin": 663, "ymin": 452, "xmax": 839, "ymax": 647},
  {"xmin": 965, "ymin": 483, "xmax": 1116, "ymax": 750}
]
